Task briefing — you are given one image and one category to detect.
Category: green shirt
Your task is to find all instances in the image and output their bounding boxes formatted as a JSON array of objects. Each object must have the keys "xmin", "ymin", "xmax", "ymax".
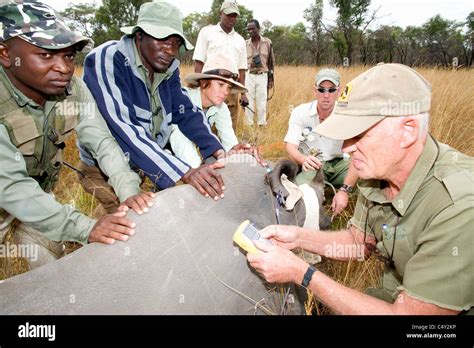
[
  {"xmin": 132, "ymin": 40, "xmax": 168, "ymax": 139},
  {"xmin": 350, "ymin": 136, "xmax": 474, "ymax": 312},
  {"xmin": 0, "ymin": 68, "xmax": 140, "ymax": 244}
]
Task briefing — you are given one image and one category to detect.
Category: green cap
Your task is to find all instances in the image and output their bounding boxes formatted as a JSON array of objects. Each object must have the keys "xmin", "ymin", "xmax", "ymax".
[
  {"xmin": 0, "ymin": 0, "xmax": 93, "ymax": 53},
  {"xmin": 120, "ymin": 1, "xmax": 193, "ymax": 51},
  {"xmin": 315, "ymin": 63, "xmax": 432, "ymax": 140}
]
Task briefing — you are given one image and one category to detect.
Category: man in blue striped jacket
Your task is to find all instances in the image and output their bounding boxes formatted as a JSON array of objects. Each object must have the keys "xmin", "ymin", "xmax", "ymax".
[{"xmin": 77, "ymin": 1, "xmax": 230, "ymax": 209}]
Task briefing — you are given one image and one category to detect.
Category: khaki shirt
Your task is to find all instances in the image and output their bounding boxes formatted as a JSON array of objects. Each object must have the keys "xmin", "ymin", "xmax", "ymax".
[
  {"xmin": 350, "ymin": 136, "xmax": 474, "ymax": 312},
  {"xmin": 0, "ymin": 69, "xmax": 140, "ymax": 244},
  {"xmin": 246, "ymin": 36, "xmax": 275, "ymax": 73}
]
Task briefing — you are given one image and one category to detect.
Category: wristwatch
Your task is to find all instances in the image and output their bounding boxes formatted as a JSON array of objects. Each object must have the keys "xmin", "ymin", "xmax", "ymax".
[
  {"xmin": 340, "ymin": 184, "xmax": 353, "ymax": 193},
  {"xmin": 301, "ymin": 265, "xmax": 317, "ymax": 288}
]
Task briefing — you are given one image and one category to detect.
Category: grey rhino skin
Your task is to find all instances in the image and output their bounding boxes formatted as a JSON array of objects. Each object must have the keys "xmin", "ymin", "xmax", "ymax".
[{"xmin": 0, "ymin": 155, "xmax": 319, "ymax": 315}]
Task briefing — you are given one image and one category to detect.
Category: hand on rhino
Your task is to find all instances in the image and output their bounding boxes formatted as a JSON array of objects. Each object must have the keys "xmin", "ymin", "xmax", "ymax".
[
  {"xmin": 88, "ymin": 210, "xmax": 136, "ymax": 245},
  {"xmin": 182, "ymin": 162, "xmax": 226, "ymax": 200}
]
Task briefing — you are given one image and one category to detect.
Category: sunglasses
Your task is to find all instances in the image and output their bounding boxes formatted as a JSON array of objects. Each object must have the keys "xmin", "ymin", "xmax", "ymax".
[
  {"xmin": 363, "ymin": 205, "xmax": 399, "ymax": 270},
  {"xmin": 203, "ymin": 69, "xmax": 238, "ymax": 81},
  {"xmin": 316, "ymin": 87, "xmax": 338, "ymax": 93}
]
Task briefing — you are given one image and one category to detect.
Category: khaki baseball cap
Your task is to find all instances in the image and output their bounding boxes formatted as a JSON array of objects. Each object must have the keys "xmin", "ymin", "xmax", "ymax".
[
  {"xmin": 220, "ymin": 1, "xmax": 240, "ymax": 15},
  {"xmin": 315, "ymin": 63, "xmax": 432, "ymax": 140},
  {"xmin": 121, "ymin": 1, "xmax": 193, "ymax": 51},
  {"xmin": 316, "ymin": 68, "xmax": 340, "ymax": 87}
]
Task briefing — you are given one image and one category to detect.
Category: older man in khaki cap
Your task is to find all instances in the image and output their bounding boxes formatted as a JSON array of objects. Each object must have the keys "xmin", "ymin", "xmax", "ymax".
[{"xmin": 247, "ymin": 63, "xmax": 473, "ymax": 315}]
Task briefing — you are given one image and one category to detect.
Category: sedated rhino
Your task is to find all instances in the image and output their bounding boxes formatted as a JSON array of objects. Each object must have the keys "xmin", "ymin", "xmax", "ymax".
[{"xmin": 0, "ymin": 154, "xmax": 327, "ymax": 315}]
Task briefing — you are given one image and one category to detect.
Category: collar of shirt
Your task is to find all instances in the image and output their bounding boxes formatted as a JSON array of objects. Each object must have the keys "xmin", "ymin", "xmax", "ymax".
[
  {"xmin": 0, "ymin": 66, "xmax": 70, "ymax": 114},
  {"xmin": 308, "ymin": 100, "xmax": 319, "ymax": 118},
  {"xmin": 358, "ymin": 135, "xmax": 439, "ymax": 215},
  {"xmin": 217, "ymin": 23, "xmax": 235, "ymax": 35}
]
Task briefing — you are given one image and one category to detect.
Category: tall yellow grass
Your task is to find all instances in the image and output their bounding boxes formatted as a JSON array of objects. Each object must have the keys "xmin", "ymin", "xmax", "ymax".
[{"xmin": 2, "ymin": 65, "xmax": 473, "ymax": 314}]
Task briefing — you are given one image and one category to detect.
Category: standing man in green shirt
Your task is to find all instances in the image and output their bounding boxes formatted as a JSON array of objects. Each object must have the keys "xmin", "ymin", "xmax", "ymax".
[
  {"xmin": 0, "ymin": 0, "xmax": 154, "ymax": 270},
  {"xmin": 247, "ymin": 63, "xmax": 473, "ymax": 314}
]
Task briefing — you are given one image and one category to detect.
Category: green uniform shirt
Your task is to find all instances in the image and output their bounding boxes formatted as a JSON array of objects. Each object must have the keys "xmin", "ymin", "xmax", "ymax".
[
  {"xmin": 350, "ymin": 136, "xmax": 474, "ymax": 312},
  {"xmin": 0, "ymin": 68, "xmax": 141, "ymax": 244},
  {"xmin": 132, "ymin": 40, "xmax": 168, "ymax": 138}
]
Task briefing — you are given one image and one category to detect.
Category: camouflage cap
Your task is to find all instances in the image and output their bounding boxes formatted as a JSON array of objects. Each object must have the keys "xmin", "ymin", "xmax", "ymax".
[{"xmin": 0, "ymin": 0, "xmax": 93, "ymax": 53}]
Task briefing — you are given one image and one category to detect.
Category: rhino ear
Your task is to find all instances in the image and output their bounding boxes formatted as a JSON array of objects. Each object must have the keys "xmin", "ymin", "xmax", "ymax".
[
  {"xmin": 265, "ymin": 158, "xmax": 299, "ymax": 198},
  {"xmin": 309, "ymin": 166, "xmax": 326, "ymax": 203}
]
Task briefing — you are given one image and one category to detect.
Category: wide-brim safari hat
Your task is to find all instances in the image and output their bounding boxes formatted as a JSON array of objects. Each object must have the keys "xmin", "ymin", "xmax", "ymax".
[
  {"xmin": 315, "ymin": 63, "xmax": 432, "ymax": 140},
  {"xmin": 0, "ymin": 0, "xmax": 93, "ymax": 53},
  {"xmin": 185, "ymin": 54, "xmax": 247, "ymax": 94},
  {"xmin": 120, "ymin": 1, "xmax": 193, "ymax": 51}
]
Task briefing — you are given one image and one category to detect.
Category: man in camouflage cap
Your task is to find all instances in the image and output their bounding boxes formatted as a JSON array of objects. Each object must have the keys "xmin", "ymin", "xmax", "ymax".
[
  {"xmin": 247, "ymin": 63, "xmax": 473, "ymax": 315},
  {"xmin": 0, "ymin": 0, "xmax": 93, "ymax": 52},
  {"xmin": 0, "ymin": 0, "xmax": 155, "ymax": 271}
]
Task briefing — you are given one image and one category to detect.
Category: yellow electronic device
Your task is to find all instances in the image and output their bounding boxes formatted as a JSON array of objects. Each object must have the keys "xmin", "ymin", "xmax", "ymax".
[{"xmin": 233, "ymin": 220, "xmax": 271, "ymax": 254}]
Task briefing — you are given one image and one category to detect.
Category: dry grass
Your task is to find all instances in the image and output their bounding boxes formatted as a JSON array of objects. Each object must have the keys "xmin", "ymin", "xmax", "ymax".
[{"xmin": 2, "ymin": 65, "xmax": 473, "ymax": 314}]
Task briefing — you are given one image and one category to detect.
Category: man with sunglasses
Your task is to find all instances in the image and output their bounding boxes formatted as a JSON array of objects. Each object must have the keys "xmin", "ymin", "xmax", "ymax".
[
  {"xmin": 77, "ymin": 1, "xmax": 233, "ymax": 210},
  {"xmin": 248, "ymin": 63, "xmax": 473, "ymax": 315},
  {"xmin": 285, "ymin": 68, "xmax": 359, "ymax": 216}
]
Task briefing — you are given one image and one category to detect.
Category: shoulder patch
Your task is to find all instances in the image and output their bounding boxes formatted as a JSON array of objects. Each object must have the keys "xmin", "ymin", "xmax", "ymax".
[
  {"xmin": 338, "ymin": 83, "xmax": 352, "ymax": 105},
  {"xmin": 440, "ymin": 170, "xmax": 474, "ymax": 202}
]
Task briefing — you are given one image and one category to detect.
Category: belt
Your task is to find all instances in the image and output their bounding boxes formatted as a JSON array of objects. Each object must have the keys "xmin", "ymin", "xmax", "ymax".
[{"xmin": 249, "ymin": 70, "xmax": 266, "ymax": 75}]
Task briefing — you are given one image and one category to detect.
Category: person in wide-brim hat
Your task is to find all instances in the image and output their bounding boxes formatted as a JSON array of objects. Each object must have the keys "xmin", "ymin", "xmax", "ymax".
[
  {"xmin": 184, "ymin": 55, "xmax": 247, "ymax": 94},
  {"xmin": 169, "ymin": 54, "xmax": 247, "ymax": 168}
]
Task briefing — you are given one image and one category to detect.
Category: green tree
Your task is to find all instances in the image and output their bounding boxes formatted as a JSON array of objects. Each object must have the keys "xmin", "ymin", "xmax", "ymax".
[
  {"xmin": 324, "ymin": 0, "xmax": 379, "ymax": 65},
  {"xmin": 304, "ymin": 0, "xmax": 326, "ymax": 65},
  {"xmin": 61, "ymin": 2, "xmax": 99, "ymax": 64},
  {"xmin": 93, "ymin": 0, "xmax": 150, "ymax": 45},
  {"xmin": 61, "ymin": 3, "xmax": 97, "ymax": 38},
  {"xmin": 421, "ymin": 15, "xmax": 464, "ymax": 67},
  {"xmin": 465, "ymin": 11, "xmax": 473, "ymax": 66},
  {"xmin": 263, "ymin": 23, "xmax": 309, "ymax": 65}
]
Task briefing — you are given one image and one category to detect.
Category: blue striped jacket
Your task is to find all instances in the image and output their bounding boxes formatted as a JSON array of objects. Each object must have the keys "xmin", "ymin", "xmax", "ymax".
[{"xmin": 79, "ymin": 36, "xmax": 223, "ymax": 189}]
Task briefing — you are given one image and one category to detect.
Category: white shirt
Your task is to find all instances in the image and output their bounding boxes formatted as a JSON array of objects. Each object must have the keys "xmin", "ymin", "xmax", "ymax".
[
  {"xmin": 193, "ymin": 24, "xmax": 247, "ymax": 70},
  {"xmin": 284, "ymin": 100, "xmax": 344, "ymax": 161}
]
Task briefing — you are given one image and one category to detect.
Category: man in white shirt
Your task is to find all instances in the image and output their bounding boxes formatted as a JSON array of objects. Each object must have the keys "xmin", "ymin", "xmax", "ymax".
[
  {"xmin": 192, "ymin": 0, "xmax": 248, "ymax": 119},
  {"xmin": 284, "ymin": 68, "xmax": 358, "ymax": 215}
]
